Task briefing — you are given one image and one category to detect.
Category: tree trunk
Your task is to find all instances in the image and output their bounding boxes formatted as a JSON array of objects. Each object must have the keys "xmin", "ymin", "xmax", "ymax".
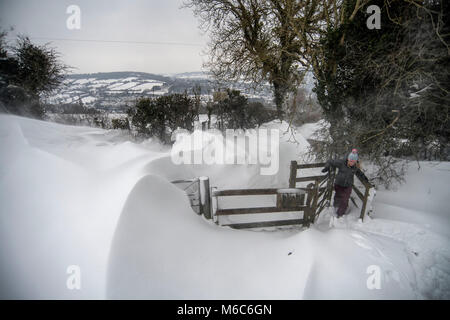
[{"xmin": 273, "ymin": 80, "xmax": 288, "ymax": 120}]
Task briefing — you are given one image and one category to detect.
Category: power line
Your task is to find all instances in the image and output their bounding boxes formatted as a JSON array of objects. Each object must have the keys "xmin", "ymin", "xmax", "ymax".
[{"xmin": 6, "ymin": 36, "xmax": 204, "ymax": 47}]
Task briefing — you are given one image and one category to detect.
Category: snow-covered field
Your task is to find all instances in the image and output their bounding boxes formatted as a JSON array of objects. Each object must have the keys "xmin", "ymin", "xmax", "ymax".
[
  {"xmin": 50, "ymin": 76, "xmax": 169, "ymax": 105},
  {"xmin": 0, "ymin": 114, "xmax": 449, "ymax": 299}
]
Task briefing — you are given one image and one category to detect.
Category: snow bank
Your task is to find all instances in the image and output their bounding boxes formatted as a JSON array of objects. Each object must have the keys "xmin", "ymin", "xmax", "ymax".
[
  {"xmin": 107, "ymin": 175, "xmax": 314, "ymax": 299},
  {"xmin": 106, "ymin": 175, "xmax": 417, "ymax": 299},
  {"xmin": 375, "ymin": 162, "xmax": 450, "ymax": 222},
  {"xmin": 1, "ymin": 115, "xmax": 449, "ymax": 299},
  {"xmin": 0, "ymin": 115, "xmax": 168, "ymax": 298}
]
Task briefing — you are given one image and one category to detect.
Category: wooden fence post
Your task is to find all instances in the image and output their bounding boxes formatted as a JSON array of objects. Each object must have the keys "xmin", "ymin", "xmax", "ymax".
[
  {"xmin": 210, "ymin": 186, "xmax": 219, "ymax": 224},
  {"xmin": 306, "ymin": 207, "xmax": 314, "ymax": 227},
  {"xmin": 359, "ymin": 185, "xmax": 370, "ymax": 221},
  {"xmin": 304, "ymin": 183, "xmax": 314, "ymax": 226},
  {"xmin": 327, "ymin": 167, "xmax": 335, "ymax": 203},
  {"xmin": 199, "ymin": 176, "xmax": 211, "ymax": 219},
  {"xmin": 289, "ymin": 161, "xmax": 298, "ymax": 188},
  {"xmin": 310, "ymin": 179, "xmax": 320, "ymax": 223}
]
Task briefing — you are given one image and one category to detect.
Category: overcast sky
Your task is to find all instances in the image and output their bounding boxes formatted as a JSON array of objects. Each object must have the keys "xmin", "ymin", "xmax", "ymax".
[{"xmin": 0, "ymin": 0, "xmax": 208, "ymax": 75}]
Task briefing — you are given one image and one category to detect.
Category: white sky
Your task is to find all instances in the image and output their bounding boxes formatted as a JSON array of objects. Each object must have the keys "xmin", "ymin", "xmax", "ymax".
[{"xmin": 0, "ymin": 0, "xmax": 208, "ymax": 74}]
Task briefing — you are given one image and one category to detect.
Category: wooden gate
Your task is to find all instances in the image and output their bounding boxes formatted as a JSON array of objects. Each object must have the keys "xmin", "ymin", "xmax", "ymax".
[
  {"xmin": 289, "ymin": 161, "xmax": 334, "ymax": 224},
  {"xmin": 174, "ymin": 161, "xmax": 373, "ymax": 230},
  {"xmin": 210, "ymin": 187, "xmax": 315, "ymax": 229},
  {"xmin": 289, "ymin": 161, "xmax": 373, "ymax": 221}
]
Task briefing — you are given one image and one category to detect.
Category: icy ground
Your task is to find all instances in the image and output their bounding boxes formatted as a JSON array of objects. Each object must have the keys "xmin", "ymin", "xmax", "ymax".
[{"xmin": 0, "ymin": 114, "xmax": 449, "ymax": 299}]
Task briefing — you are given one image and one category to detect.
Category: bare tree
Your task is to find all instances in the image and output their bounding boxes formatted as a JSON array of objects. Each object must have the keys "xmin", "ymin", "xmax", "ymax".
[
  {"xmin": 185, "ymin": 0, "xmax": 311, "ymax": 118},
  {"xmin": 184, "ymin": 0, "xmax": 371, "ymax": 120}
]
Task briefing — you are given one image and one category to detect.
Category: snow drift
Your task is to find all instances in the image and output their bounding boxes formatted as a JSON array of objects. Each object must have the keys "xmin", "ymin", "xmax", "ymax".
[{"xmin": 0, "ymin": 114, "xmax": 449, "ymax": 299}]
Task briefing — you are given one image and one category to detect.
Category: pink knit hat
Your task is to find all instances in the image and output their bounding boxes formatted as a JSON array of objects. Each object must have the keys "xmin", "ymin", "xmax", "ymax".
[{"xmin": 348, "ymin": 149, "xmax": 358, "ymax": 161}]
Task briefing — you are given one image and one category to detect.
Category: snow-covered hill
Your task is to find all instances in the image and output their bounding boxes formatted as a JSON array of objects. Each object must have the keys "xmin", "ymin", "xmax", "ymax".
[
  {"xmin": 0, "ymin": 114, "xmax": 448, "ymax": 299},
  {"xmin": 46, "ymin": 71, "xmax": 276, "ymax": 112}
]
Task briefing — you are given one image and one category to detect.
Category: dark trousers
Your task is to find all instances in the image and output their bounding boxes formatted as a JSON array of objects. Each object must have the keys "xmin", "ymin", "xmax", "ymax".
[{"xmin": 334, "ymin": 185, "xmax": 352, "ymax": 217}]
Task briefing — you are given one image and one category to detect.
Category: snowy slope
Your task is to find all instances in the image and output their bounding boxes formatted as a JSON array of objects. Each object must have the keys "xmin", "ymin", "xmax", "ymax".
[
  {"xmin": 106, "ymin": 175, "xmax": 417, "ymax": 299},
  {"xmin": 0, "ymin": 114, "xmax": 449, "ymax": 299},
  {"xmin": 0, "ymin": 115, "xmax": 170, "ymax": 299}
]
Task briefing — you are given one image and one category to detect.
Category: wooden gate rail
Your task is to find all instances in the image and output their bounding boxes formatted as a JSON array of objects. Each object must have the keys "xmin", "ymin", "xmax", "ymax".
[{"xmin": 211, "ymin": 187, "xmax": 314, "ymax": 229}]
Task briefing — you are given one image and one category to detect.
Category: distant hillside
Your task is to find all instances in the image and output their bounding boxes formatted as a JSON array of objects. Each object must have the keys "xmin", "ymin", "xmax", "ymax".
[
  {"xmin": 45, "ymin": 71, "xmax": 316, "ymax": 112},
  {"xmin": 46, "ymin": 71, "xmax": 206, "ymax": 112},
  {"xmin": 68, "ymin": 71, "xmax": 172, "ymax": 83}
]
